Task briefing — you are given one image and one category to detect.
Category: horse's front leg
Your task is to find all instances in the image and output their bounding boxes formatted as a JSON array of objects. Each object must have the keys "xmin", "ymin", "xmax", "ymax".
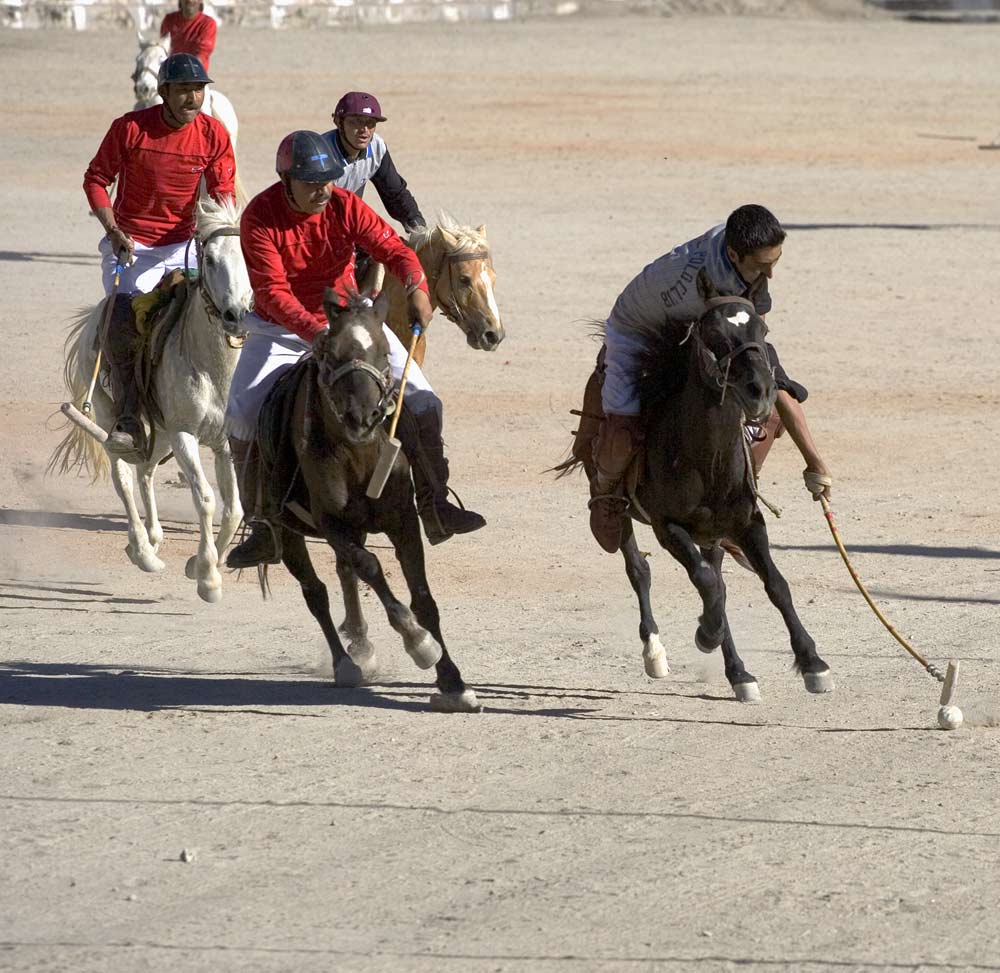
[
  {"xmin": 621, "ymin": 522, "xmax": 669, "ymax": 679},
  {"xmin": 335, "ymin": 548, "xmax": 378, "ymax": 681},
  {"xmin": 136, "ymin": 439, "xmax": 173, "ymax": 554},
  {"xmin": 280, "ymin": 531, "xmax": 363, "ymax": 687},
  {"xmin": 212, "ymin": 440, "xmax": 243, "ymax": 559},
  {"xmin": 701, "ymin": 543, "xmax": 759, "ymax": 702},
  {"xmin": 653, "ymin": 521, "xmax": 726, "ymax": 651},
  {"xmin": 386, "ymin": 504, "xmax": 480, "ymax": 713},
  {"xmin": 737, "ymin": 511, "xmax": 833, "ymax": 694},
  {"xmin": 109, "ymin": 453, "xmax": 165, "ymax": 573},
  {"xmin": 171, "ymin": 430, "xmax": 222, "ymax": 604},
  {"xmin": 317, "ymin": 514, "xmax": 443, "ymax": 675}
]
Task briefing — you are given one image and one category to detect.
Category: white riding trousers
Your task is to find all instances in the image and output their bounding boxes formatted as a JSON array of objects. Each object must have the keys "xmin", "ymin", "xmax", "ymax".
[
  {"xmin": 99, "ymin": 236, "xmax": 195, "ymax": 296},
  {"xmin": 225, "ymin": 313, "xmax": 436, "ymax": 442}
]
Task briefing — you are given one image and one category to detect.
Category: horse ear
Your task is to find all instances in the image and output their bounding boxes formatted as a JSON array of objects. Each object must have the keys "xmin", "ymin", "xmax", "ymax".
[
  {"xmin": 323, "ymin": 286, "xmax": 346, "ymax": 327},
  {"xmin": 372, "ymin": 289, "xmax": 391, "ymax": 323},
  {"xmin": 476, "ymin": 224, "xmax": 487, "ymax": 237},
  {"xmin": 439, "ymin": 227, "xmax": 460, "ymax": 250},
  {"xmin": 747, "ymin": 273, "xmax": 767, "ymax": 305},
  {"xmin": 696, "ymin": 267, "xmax": 718, "ymax": 302}
]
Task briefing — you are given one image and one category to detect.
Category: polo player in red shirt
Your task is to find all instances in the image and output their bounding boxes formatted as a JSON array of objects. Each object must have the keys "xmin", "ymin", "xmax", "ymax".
[
  {"xmin": 83, "ymin": 52, "xmax": 235, "ymax": 456},
  {"xmin": 160, "ymin": 0, "xmax": 217, "ymax": 74},
  {"xmin": 225, "ymin": 131, "xmax": 486, "ymax": 567}
]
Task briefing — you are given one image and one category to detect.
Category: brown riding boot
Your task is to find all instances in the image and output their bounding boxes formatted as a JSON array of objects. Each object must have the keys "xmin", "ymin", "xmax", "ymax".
[
  {"xmin": 396, "ymin": 408, "xmax": 486, "ymax": 546},
  {"xmin": 103, "ymin": 294, "xmax": 147, "ymax": 459},
  {"xmin": 588, "ymin": 413, "xmax": 644, "ymax": 554},
  {"xmin": 225, "ymin": 436, "xmax": 281, "ymax": 569}
]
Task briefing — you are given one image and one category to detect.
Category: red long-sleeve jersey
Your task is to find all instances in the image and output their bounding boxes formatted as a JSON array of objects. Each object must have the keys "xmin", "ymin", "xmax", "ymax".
[
  {"xmin": 160, "ymin": 11, "xmax": 217, "ymax": 72},
  {"xmin": 241, "ymin": 183, "xmax": 429, "ymax": 343},
  {"xmin": 83, "ymin": 106, "xmax": 235, "ymax": 247}
]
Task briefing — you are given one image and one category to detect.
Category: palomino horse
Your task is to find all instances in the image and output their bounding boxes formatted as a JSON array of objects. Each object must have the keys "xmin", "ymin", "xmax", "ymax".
[
  {"xmin": 559, "ymin": 268, "xmax": 832, "ymax": 702},
  {"xmin": 50, "ymin": 194, "xmax": 252, "ymax": 604},
  {"xmin": 256, "ymin": 289, "xmax": 480, "ymax": 712},
  {"xmin": 379, "ymin": 214, "xmax": 504, "ymax": 367},
  {"xmin": 132, "ymin": 33, "xmax": 240, "ymax": 148}
]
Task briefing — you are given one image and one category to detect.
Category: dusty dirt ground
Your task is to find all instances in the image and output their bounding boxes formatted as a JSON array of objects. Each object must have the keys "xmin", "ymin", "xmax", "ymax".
[{"xmin": 3, "ymin": 12, "xmax": 1000, "ymax": 973}]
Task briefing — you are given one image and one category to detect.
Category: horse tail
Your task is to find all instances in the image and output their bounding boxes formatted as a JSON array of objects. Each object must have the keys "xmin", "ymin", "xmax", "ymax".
[
  {"xmin": 548, "ymin": 453, "xmax": 585, "ymax": 480},
  {"xmin": 46, "ymin": 307, "xmax": 110, "ymax": 483}
]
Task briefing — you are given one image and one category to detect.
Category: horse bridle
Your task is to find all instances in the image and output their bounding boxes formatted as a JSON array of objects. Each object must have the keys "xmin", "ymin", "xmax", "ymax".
[
  {"xmin": 433, "ymin": 249, "xmax": 490, "ymax": 327},
  {"xmin": 319, "ymin": 356, "xmax": 395, "ymax": 427},
  {"xmin": 690, "ymin": 295, "xmax": 773, "ymax": 400},
  {"xmin": 184, "ymin": 226, "xmax": 248, "ymax": 348}
]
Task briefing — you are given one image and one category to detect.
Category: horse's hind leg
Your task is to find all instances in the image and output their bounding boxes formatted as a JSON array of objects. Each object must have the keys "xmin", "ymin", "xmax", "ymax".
[
  {"xmin": 110, "ymin": 454, "xmax": 165, "ymax": 573},
  {"xmin": 739, "ymin": 512, "xmax": 833, "ymax": 694},
  {"xmin": 172, "ymin": 430, "xmax": 223, "ymax": 604},
  {"xmin": 621, "ymin": 524, "xmax": 669, "ymax": 678},
  {"xmin": 653, "ymin": 521, "xmax": 726, "ymax": 651},
  {"xmin": 335, "ymin": 550, "xmax": 378, "ymax": 678},
  {"xmin": 701, "ymin": 544, "xmax": 759, "ymax": 702},
  {"xmin": 387, "ymin": 509, "xmax": 480, "ymax": 713},
  {"xmin": 282, "ymin": 532, "xmax": 364, "ymax": 687}
]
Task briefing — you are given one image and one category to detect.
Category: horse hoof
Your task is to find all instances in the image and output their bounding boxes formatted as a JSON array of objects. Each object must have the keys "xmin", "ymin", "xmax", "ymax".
[
  {"xmin": 695, "ymin": 626, "xmax": 722, "ymax": 653},
  {"xmin": 643, "ymin": 637, "xmax": 670, "ymax": 679},
  {"xmin": 733, "ymin": 681, "xmax": 761, "ymax": 703},
  {"xmin": 430, "ymin": 689, "xmax": 482, "ymax": 713},
  {"xmin": 197, "ymin": 582, "xmax": 222, "ymax": 604},
  {"xmin": 347, "ymin": 641, "xmax": 378, "ymax": 681},
  {"xmin": 804, "ymin": 670, "xmax": 835, "ymax": 694},
  {"xmin": 405, "ymin": 633, "xmax": 443, "ymax": 670},
  {"xmin": 334, "ymin": 655, "xmax": 365, "ymax": 688},
  {"xmin": 185, "ymin": 555, "xmax": 198, "ymax": 580},
  {"xmin": 125, "ymin": 545, "xmax": 165, "ymax": 573}
]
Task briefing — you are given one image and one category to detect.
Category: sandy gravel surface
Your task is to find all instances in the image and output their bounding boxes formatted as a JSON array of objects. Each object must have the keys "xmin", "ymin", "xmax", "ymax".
[{"xmin": 2, "ymin": 13, "xmax": 1000, "ymax": 972}]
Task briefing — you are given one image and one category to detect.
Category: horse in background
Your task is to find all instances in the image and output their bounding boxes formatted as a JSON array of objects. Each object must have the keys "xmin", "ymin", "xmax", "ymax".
[
  {"xmin": 50, "ymin": 194, "xmax": 252, "ymax": 604},
  {"xmin": 377, "ymin": 214, "xmax": 504, "ymax": 367},
  {"xmin": 557, "ymin": 268, "xmax": 832, "ymax": 702},
  {"xmin": 255, "ymin": 289, "xmax": 480, "ymax": 712}
]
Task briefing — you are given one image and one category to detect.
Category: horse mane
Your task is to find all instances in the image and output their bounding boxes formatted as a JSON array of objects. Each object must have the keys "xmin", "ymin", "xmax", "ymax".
[
  {"xmin": 195, "ymin": 193, "xmax": 241, "ymax": 239},
  {"xmin": 631, "ymin": 318, "xmax": 696, "ymax": 413},
  {"xmin": 409, "ymin": 211, "xmax": 488, "ymax": 256}
]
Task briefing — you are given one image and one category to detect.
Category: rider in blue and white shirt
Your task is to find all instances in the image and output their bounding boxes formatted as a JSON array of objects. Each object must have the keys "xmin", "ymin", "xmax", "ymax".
[{"xmin": 589, "ymin": 204, "xmax": 833, "ymax": 555}]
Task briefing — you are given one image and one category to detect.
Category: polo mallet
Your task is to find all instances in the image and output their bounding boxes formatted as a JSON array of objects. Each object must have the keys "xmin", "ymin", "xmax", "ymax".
[
  {"xmin": 818, "ymin": 494, "xmax": 962, "ymax": 729},
  {"xmin": 82, "ymin": 249, "xmax": 126, "ymax": 416},
  {"xmin": 366, "ymin": 323, "xmax": 423, "ymax": 500}
]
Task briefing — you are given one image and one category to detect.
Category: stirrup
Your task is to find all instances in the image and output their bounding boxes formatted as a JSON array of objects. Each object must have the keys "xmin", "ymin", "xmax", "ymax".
[{"xmin": 226, "ymin": 519, "xmax": 282, "ymax": 569}]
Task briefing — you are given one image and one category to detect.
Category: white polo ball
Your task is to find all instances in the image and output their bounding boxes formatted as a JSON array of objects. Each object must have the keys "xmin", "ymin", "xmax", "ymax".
[{"xmin": 937, "ymin": 705, "xmax": 963, "ymax": 730}]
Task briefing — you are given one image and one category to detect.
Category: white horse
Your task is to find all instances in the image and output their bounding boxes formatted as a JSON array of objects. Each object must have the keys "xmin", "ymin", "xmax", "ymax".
[
  {"xmin": 132, "ymin": 32, "xmax": 240, "ymax": 146},
  {"xmin": 50, "ymin": 194, "xmax": 252, "ymax": 604}
]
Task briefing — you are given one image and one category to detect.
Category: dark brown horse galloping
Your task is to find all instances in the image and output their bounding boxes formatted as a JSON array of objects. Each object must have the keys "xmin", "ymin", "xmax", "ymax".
[
  {"xmin": 561, "ymin": 268, "xmax": 832, "ymax": 702},
  {"xmin": 258, "ymin": 290, "xmax": 480, "ymax": 712}
]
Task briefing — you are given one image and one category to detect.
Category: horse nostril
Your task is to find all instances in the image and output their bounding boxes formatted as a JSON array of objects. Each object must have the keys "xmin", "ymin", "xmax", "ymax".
[{"xmin": 482, "ymin": 331, "xmax": 500, "ymax": 349}]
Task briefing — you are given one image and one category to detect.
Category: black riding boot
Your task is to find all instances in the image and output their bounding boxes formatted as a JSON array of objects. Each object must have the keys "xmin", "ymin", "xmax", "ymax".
[
  {"xmin": 225, "ymin": 436, "xmax": 281, "ymax": 569},
  {"xmin": 396, "ymin": 407, "xmax": 486, "ymax": 546},
  {"xmin": 103, "ymin": 294, "xmax": 147, "ymax": 459}
]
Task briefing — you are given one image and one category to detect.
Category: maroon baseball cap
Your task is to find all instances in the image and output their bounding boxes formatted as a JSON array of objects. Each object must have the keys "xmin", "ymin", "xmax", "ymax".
[{"xmin": 333, "ymin": 91, "xmax": 387, "ymax": 122}]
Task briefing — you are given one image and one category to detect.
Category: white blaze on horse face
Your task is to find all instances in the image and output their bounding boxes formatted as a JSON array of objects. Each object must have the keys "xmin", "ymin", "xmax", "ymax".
[
  {"xmin": 727, "ymin": 310, "xmax": 751, "ymax": 326},
  {"xmin": 479, "ymin": 265, "xmax": 501, "ymax": 323},
  {"xmin": 348, "ymin": 325, "xmax": 374, "ymax": 352}
]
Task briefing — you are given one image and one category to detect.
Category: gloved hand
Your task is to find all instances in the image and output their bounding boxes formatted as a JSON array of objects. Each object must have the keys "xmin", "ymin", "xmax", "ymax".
[{"xmin": 803, "ymin": 469, "xmax": 833, "ymax": 501}]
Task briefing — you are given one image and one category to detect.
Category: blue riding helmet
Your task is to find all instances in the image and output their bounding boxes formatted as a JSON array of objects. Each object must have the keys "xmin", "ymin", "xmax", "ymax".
[
  {"xmin": 157, "ymin": 53, "xmax": 213, "ymax": 86},
  {"xmin": 275, "ymin": 130, "xmax": 345, "ymax": 184}
]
